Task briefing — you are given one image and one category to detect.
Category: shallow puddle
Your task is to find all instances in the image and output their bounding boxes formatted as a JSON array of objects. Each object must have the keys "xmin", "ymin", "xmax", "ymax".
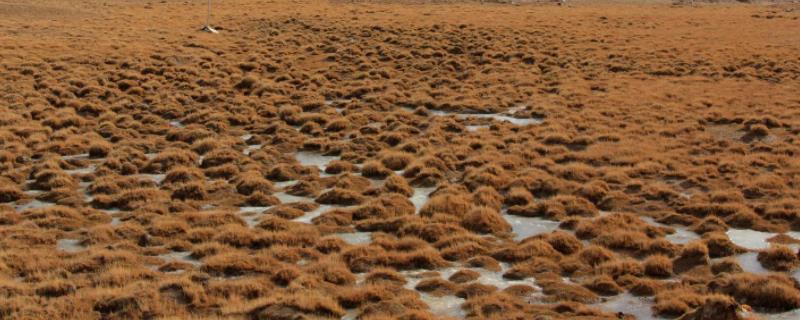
[
  {"xmin": 333, "ymin": 232, "xmax": 372, "ymax": 245},
  {"xmin": 641, "ymin": 216, "xmax": 700, "ymax": 245},
  {"xmin": 726, "ymin": 229, "xmax": 775, "ymax": 250},
  {"xmin": 15, "ymin": 199, "xmax": 53, "ymax": 211},
  {"xmin": 411, "ymin": 187, "xmax": 436, "ymax": 213},
  {"xmin": 596, "ymin": 293, "xmax": 658, "ymax": 319},
  {"xmin": 503, "ymin": 213, "xmax": 560, "ymax": 241},
  {"xmin": 140, "ymin": 174, "xmax": 166, "ymax": 184},
  {"xmin": 158, "ymin": 251, "xmax": 202, "ymax": 267},
  {"xmin": 293, "ymin": 204, "xmax": 333, "ymax": 224},
  {"xmin": 295, "ymin": 151, "xmax": 339, "ymax": 170},
  {"xmin": 57, "ymin": 239, "xmax": 85, "ymax": 253},
  {"xmin": 274, "ymin": 192, "xmax": 310, "ymax": 204}
]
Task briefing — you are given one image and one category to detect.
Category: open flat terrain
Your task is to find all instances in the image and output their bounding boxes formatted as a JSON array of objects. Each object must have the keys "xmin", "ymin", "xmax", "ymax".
[{"xmin": 1, "ymin": 0, "xmax": 800, "ymax": 319}]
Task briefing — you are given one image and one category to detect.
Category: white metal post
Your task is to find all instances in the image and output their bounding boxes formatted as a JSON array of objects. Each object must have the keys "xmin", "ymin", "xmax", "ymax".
[{"xmin": 201, "ymin": 0, "xmax": 219, "ymax": 33}]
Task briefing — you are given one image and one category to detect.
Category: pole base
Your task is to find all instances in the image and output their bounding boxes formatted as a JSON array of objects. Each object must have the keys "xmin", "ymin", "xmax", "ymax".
[{"xmin": 200, "ymin": 25, "xmax": 219, "ymax": 33}]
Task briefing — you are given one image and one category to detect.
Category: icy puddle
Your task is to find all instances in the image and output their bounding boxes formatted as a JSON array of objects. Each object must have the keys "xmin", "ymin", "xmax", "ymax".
[
  {"xmin": 57, "ymin": 239, "xmax": 85, "ymax": 253},
  {"xmin": 158, "ymin": 251, "xmax": 202, "ymax": 268},
  {"xmin": 294, "ymin": 205, "xmax": 334, "ymax": 224},
  {"xmin": 641, "ymin": 216, "xmax": 700, "ymax": 245},
  {"xmin": 724, "ymin": 228, "xmax": 800, "ymax": 251},
  {"xmin": 596, "ymin": 293, "xmax": 658, "ymax": 319},
  {"xmin": 425, "ymin": 108, "xmax": 544, "ymax": 126},
  {"xmin": 332, "ymin": 232, "xmax": 372, "ymax": 245},
  {"xmin": 504, "ymin": 213, "xmax": 560, "ymax": 241},
  {"xmin": 411, "ymin": 187, "xmax": 436, "ymax": 213},
  {"xmin": 295, "ymin": 151, "xmax": 339, "ymax": 170},
  {"xmin": 400, "ymin": 263, "xmax": 539, "ymax": 319}
]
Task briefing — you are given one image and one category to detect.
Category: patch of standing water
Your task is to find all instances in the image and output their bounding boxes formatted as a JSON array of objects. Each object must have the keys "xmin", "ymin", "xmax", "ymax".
[
  {"xmin": 158, "ymin": 251, "xmax": 202, "ymax": 268},
  {"xmin": 333, "ymin": 232, "xmax": 372, "ymax": 245},
  {"xmin": 57, "ymin": 239, "xmax": 85, "ymax": 253},
  {"xmin": 61, "ymin": 153, "xmax": 89, "ymax": 161},
  {"xmin": 424, "ymin": 108, "xmax": 544, "ymax": 126},
  {"xmin": 274, "ymin": 180, "xmax": 297, "ymax": 189},
  {"xmin": 641, "ymin": 216, "xmax": 700, "ymax": 245},
  {"xmin": 503, "ymin": 213, "xmax": 560, "ymax": 241},
  {"xmin": 403, "ymin": 271, "xmax": 467, "ymax": 319},
  {"xmin": 274, "ymin": 192, "xmax": 309, "ymax": 204},
  {"xmin": 411, "ymin": 187, "xmax": 436, "ymax": 213},
  {"xmin": 466, "ymin": 125, "xmax": 489, "ymax": 132},
  {"xmin": 64, "ymin": 164, "xmax": 96, "ymax": 175},
  {"xmin": 243, "ymin": 144, "xmax": 262, "ymax": 155},
  {"xmin": 734, "ymin": 252, "xmax": 770, "ymax": 274},
  {"xmin": 293, "ymin": 204, "xmax": 333, "ymax": 224},
  {"xmin": 596, "ymin": 293, "xmax": 659, "ymax": 319},
  {"xmin": 140, "ymin": 174, "xmax": 166, "ymax": 184},
  {"xmin": 15, "ymin": 199, "xmax": 53, "ymax": 211},
  {"xmin": 295, "ymin": 151, "xmax": 339, "ymax": 170},
  {"xmin": 726, "ymin": 229, "xmax": 776, "ymax": 250}
]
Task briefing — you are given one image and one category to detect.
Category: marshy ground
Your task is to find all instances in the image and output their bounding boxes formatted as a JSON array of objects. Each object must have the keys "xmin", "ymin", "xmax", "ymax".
[{"xmin": 1, "ymin": 0, "xmax": 800, "ymax": 319}]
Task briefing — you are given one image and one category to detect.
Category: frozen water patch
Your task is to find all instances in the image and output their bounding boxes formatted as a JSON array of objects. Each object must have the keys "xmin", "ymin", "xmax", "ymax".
[
  {"xmin": 726, "ymin": 229, "xmax": 775, "ymax": 250},
  {"xmin": 274, "ymin": 192, "xmax": 310, "ymax": 204},
  {"xmin": 411, "ymin": 187, "xmax": 436, "ymax": 213},
  {"xmin": 596, "ymin": 293, "xmax": 658, "ymax": 319},
  {"xmin": 295, "ymin": 151, "xmax": 339, "ymax": 170},
  {"xmin": 57, "ymin": 239, "xmax": 84, "ymax": 253},
  {"xmin": 735, "ymin": 252, "xmax": 770, "ymax": 274},
  {"xmin": 158, "ymin": 251, "xmax": 202, "ymax": 267},
  {"xmin": 15, "ymin": 199, "xmax": 53, "ymax": 211},
  {"xmin": 294, "ymin": 204, "xmax": 333, "ymax": 224},
  {"xmin": 466, "ymin": 125, "xmax": 489, "ymax": 132},
  {"xmin": 504, "ymin": 214, "xmax": 560, "ymax": 241},
  {"xmin": 642, "ymin": 216, "xmax": 700, "ymax": 245},
  {"xmin": 168, "ymin": 120, "xmax": 184, "ymax": 128},
  {"xmin": 403, "ymin": 271, "xmax": 467, "ymax": 318},
  {"xmin": 140, "ymin": 174, "xmax": 166, "ymax": 184},
  {"xmin": 64, "ymin": 164, "xmax": 96, "ymax": 175},
  {"xmin": 274, "ymin": 180, "xmax": 298, "ymax": 189},
  {"xmin": 424, "ymin": 108, "xmax": 543, "ymax": 127},
  {"xmin": 333, "ymin": 232, "xmax": 372, "ymax": 245},
  {"xmin": 61, "ymin": 153, "xmax": 90, "ymax": 161},
  {"xmin": 419, "ymin": 294, "xmax": 466, "ymax": 318},
  {"xmin": 243, "ymin": 144, "xmax": 262, "ymax": 155}
]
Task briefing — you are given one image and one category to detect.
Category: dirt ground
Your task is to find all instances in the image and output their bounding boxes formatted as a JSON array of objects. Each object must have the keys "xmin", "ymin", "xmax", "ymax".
[{"xmin": 1, "ymin": 0, "xmax": 800, "ymax": 319}]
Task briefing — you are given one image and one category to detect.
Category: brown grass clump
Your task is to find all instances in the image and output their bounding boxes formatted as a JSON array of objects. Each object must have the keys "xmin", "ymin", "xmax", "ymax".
[
  {"xmin": 577, "ymin": 245, "xmax": 616, "ymax": 267},
  {"xmin": 414, "ymin": 278, "xmax": 459, "ymax": 296},
  {"xmin": 236, "ymin": 174, "xmax": 274, "ymax": 196},
  {"xmin": 248, "ymin": 291, "xmax": 346, "ymax": 319},
  {"xmin": 324, "ymin": 160, "xmax": 357, "ymax": 175},
  {"xmin": 673, "ymin": 241, "xmax": 710, "ymax": 274},
  {"xmin": 538, "ymin": 279, "xmax": 600, "ymax": 304},
  {"xmin": 449, "ymin": 269, "xmax": 481, "ymax": 283},
  {"xmin": 581, "ymin": 275, "xmax": 623, "ymax": 296},
  {"xmin": 491, "ymin": 240, "xmax": 561, "ymax": 263},
  {"xmin": 380, "ymin": 151, "xmax": 413, "ymax": 171},
  {"xmin": 461, "ymin": 206, "xmax": 511, "ymax": 235},
  {"xmin": 757, "ymin": 245, "xmax": 800, "ymax": 271},
  {"xmin": 710, "ymin": 273, "xmax": 800, "ymax": 311},
  {"xmin": 644, "ymin": 255, "xmax": 673, "ymax": 278},
  {"xmin": 361, "ymin": 160, "xmax": 393, "ymax": 179},
  {"xmin": 703, "ymin": 232, "xmax": 746, "ymax": 258},
  {"xmin": 316, "ymin": 188, "xmax": 365, "ymax": 206},
  {"xmin": 0, "ymin": 185, "xmax": 24, "ymax": 203},
  {"xmin": 381, "ymin": 175, "xmax": 413, "ymax": 197},
  {"xmin": 710, "ymin": 258, "xmax": 744, "ymax": 275},
  {"xmin": 545, "ymin": 231, "xmax": 583, "ymax": 255},
  {"xmin": 419, "ymin": 192, "xmax": 472, "ymax": 217},
  {"xmin": 503, "ymin": 187, "xmax": 533, "ymax": 207}
]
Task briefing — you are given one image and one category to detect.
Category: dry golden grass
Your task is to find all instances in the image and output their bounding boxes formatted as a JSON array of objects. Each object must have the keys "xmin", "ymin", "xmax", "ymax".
[{"xmin": 1, "ymin": 0, "xmax": 800, "ymax": 318}]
